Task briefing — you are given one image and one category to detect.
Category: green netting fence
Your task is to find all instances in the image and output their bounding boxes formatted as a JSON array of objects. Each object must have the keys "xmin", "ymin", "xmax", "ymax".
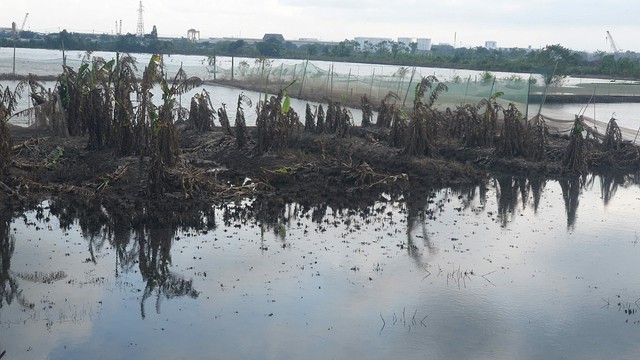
[{"xmin": 204, "ymin": 59, "xmax": 535, "ymax": 113}]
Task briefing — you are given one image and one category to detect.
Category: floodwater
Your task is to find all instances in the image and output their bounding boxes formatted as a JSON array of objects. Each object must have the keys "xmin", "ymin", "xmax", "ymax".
[
  {"xmin": 3, "ymin": 79, "xmax": 367, "ymax": 129},
  {"xmin": 4, "ymin": 48, "xmax": 640, "ymax": 129},
  {"xmin": 2, "ymin": 174, "xmax": 640, "ymax": 359},
  {"xmin": 0, "ymin": 48, "xmax": 524, "ymax": 83},
  {"xmin": 544, "ymin": 102, "xmax": 640, "ymax": 132}
]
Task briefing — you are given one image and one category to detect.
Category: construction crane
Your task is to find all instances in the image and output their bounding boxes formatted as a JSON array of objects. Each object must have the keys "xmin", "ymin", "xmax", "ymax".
[
  {"xmin": 20, "ymin": 13, "xmax": 29, "ymax": 32},
  {"xmin": 606, "ymin": 30, "xmax": 619, "ymax": 53},
  {"xmin": 12, "ymin": 13, "xmax": 28, "ymax": 39}
]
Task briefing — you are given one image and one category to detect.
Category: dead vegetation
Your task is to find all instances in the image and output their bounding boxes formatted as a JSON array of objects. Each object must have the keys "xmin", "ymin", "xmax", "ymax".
[
  {"xmin": 0, "ymin": 83, "xmax": 19, "ymax": 176},
  {"xmin": 403, "ymin": 76, "xmax": 446, "ymax": 156},
  {"xmin": 361, "ymin": 94, "xmax": 373, "ymax": 127},
  {"xmin": 217, "ymin": 104, "xmax": 232, "ymax": 135},
  {"xmin": 603, "ymin": 116, "xmax": 622, "ymax": 151},
  {"xmin": 2, "ymin": 60, "xmax": 640, "ymax": 210},
  {"xmin": 256, "ymin": 90, "xmax": 295, "ymax": 153},
  {"xmin": 375, "ymin": 92, "xmax": 399, "ymax": 128},
  {"xmin": 562, "ymin": 116, "xmax": 587, "ymax": 173},
  {"xmin": 234, "ymin": 93, "xmax": 251, "ymax": 148},
  {"xmin": 188, "ymin": 89, "xmax": 216, "ymax": 133}
]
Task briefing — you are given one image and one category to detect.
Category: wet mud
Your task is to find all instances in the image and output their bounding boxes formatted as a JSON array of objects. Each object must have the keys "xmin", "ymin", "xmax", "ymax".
[{"xmin": 2, "ymin": 118, "xmax": 639, "ymax": 221}]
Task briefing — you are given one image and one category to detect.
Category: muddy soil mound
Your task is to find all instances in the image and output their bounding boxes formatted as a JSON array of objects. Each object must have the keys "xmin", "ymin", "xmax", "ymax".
[{"xmin": 2, "ymin": 122, "xmax": 639, "ymax": 224}]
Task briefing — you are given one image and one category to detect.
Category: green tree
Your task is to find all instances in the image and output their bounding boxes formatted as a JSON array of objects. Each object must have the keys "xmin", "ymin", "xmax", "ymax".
[
  {"xmin": 256, "ymin": 39, "xmax": 282, "ymax": 57},
  {"xmin": 533, "ymin": 44, "xmax": 576, "ymax": 84},
  {"xmin": 333, "ymin": 40, "xmax": 357, "ymax": 57},
  {"xmin": 617, "ymin": 57, "xmax": 638, "ymax": 77},
  {"xmin": 409, "ymin": 42, "xmax": 417, "ymax": 54},
  {"xmin": 391, "ymin": 41, "xmax": 408, "ymax": 59},
  {"xmin": 375, "ymin": 41, "xmax": 390, "ymax": 55},
  {"xmin": 227, "ymin": 40, "xmax": 245, "ymax": 55},
  {"xmin": 304, "ymin": 44, "xmax": 318, "ymax": 56},
  {"xmin": 599, "ymin": 54, "xmax": 617, "ymax": 75}
]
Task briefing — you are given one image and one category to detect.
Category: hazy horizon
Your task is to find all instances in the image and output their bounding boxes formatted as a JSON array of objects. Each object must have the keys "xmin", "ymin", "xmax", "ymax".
[{"xmin": 2, "ymin": 0, "xmax": 638, "ymax": 53}]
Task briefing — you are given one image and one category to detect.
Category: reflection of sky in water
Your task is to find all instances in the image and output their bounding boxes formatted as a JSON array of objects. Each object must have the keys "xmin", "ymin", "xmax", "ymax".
[{"xmin": 2, "ymin": 176, "xmax": 640, "ymax": 359}]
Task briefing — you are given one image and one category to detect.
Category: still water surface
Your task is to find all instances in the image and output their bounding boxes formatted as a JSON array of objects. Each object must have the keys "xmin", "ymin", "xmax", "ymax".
[{"xmin": 2, "ymin": 175, "xmax": 640, "ymax": 359}]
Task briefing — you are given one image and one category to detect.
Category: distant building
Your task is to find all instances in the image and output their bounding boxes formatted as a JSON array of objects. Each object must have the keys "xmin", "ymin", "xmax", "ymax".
[
  {"xmin": 416, "ymin": 38, "xmax": 432, "ymax": 51},
  {"xmin": 485, "ymin": 41, "xmax": 497, "ymax": 50},
  {"xmin": 187, "ymin": 29, "xmax": 200, "ymax": 42},
  {"xmin": 397, "ymin": 37, "xmax": 413, "ymax": 46},
  {"xmin": 291, "ymin": 38, "xmax": 336, "ymax": 47},
  {"xmin": 263, "ymin": 33, "xmax": 285, "ymax": 42},
  {"xmin": 354, "ymin": 37, "xmax": 393, "ymax": 47},
  {"xmin": 208, "ymin": 37, "xmax": 261, "ymax": 45},
  {"xmin": 0, "ymin": 27, "xmax": 13, "ymax": 38}
]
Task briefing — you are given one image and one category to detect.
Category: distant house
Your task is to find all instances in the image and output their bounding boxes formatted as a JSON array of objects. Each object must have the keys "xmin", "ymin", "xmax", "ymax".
[
  {"xmin": 485, "ymin": 41, "xmax": 498, "ymax": 50},
  {"xmin": 0, "ymin": 28, "xmax": 13, "ymax": 39},
  {"xmin": 354, "ymin": 37, "xmax": 393, "ymax": 47},
  {"xmin": 416, "ymin": 38, "xmax": 432, "ymax": 51},
  {"xmin": 262, "ymin": 33, "xmax": 285, "ymax": 42},
  {"xmin": 398, "ymin": 37, "xmax": 413, "ymax": 46}
]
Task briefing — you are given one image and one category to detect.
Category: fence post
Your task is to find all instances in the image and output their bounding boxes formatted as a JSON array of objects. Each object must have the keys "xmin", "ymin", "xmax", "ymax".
[
  {"xmin": 369, "ymin": 67, "xmax": 375, "ymax": 98},
  {"xmin": 299, "ymin": 59, "xmax": 309, "ymax": 97},
  {"xmin": 462, "ymin": 75, "xmax": 471, "ymax": 106},
  {"xmin": 402, "ymin": 67, "xmax": 416, "ymax": 108},
  {"xmin": 346, "ymin": 68, "xmax": 352, "ymax": 99}
]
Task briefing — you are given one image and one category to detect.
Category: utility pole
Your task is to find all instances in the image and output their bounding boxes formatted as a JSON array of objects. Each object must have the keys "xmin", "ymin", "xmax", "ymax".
[{"xmin": 12, "ymin": 21, "xmax": 17, "ymax": 75}]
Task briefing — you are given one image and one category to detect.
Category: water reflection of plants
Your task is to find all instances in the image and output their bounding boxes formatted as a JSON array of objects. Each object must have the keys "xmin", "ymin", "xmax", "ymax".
[
  {"xmin": 20, "ymin": 171, "xmax": 640, "ymax": 289},
  {"xmin": 44, "ymin": 198, "xmax": 210, "ymax": 318},
  {"xmin": 558, "ymin": 176, "xmax": 582, "ymax": 228},
  {"xmin": 586, "ymin": 171, "xmax": 640, "ymax": 206},
  {"xmin": 405, "ymin": 188, "xmax": 443, "ymax": 267},
  {"xmin": 0, "ymin": 211, "xmax": 18, "ymax": 309},
  {"xmin": 138, "ymin": 227, "xmax": 199, "ymax": 319},
  {"xmin": 494, "ymin": 176, "xmax": 547, "ymax": 227},
  {"xmin": 3, "ymin": 172, "xmax": 635, "ymax": 319},
  {"xmin": 492, "ymin": 172, "xmax": 640, "ymax": 228},
  {"xmin": 0, "ymin": 209, "xmax": 40, "ymax": 312}
]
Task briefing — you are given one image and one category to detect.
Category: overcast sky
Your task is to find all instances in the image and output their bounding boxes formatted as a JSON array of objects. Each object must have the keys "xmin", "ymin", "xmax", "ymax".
[{"xmin": 2, "ymin": 0, "xmax": 638, "ymax": 52}]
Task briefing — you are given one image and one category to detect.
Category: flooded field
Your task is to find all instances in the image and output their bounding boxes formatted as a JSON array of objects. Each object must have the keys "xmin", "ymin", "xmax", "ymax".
[
  {"xmin": 3, "ymin": 46, "xmax": 640, "ymax": 360},
  {"xmin": 2, "ymin": 79, "xmax": 368, "ymax": 129},
  {"xmin": 4, "ymin": 48, "xmax": 640, "ymax": 131},
  {"xmin": 2, "ymin": 175, "xmax": 640, "ymax": 359}
]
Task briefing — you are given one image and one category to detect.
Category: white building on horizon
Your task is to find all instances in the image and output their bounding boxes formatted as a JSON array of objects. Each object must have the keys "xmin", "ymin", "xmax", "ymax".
[
  {"xmin": 398, "ymin": 37, "xmax": 413, "ymax": 46},
  {"xmin": 485, "ymin": 41, "xmax": 498, "ymax": 50},
  {"xmin": 416, "ymin": 38, "xmax": 432, "ymax": 51},
  {"xmin": 354, "ymin": 37, "xmax": 393, "ymax": 47}
]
